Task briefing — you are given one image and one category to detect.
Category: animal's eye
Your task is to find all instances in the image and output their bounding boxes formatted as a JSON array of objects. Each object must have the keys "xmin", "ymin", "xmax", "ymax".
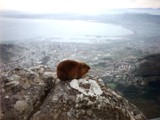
[{"xmin": 87, "ymin": 66, "xmax": 90, "ymax": 69}]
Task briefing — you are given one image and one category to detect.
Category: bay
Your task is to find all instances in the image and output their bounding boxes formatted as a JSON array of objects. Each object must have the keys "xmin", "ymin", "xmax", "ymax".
[{"xmin": 1, "ymin": 17, "xmax": 133, "ymax": 43}]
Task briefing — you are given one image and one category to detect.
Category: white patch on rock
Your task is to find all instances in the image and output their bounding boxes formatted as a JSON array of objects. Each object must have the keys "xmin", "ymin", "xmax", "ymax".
[
  {"xmin": 70, "ymin": 79, "xmax": 79, "ymax": 89},
  {"xmin": 112, "ymin": 90, "xmax": 122, "ymax": 98},
  {"xmin": 88, "ymin": 79, "xmax": 103, "ymax": 95},
  {"xmin": 14, "ymin": 100, "xmax": 28, "ymax": 112},
  {"xmin": 5, "ymin": 95, "xmax": 9, "ymax": 99},
  {"xmin": 7, "ymin": 75, "xmax": 21, "ymax": 81},
  {"xmin": 42, "ymin": 72, "xmax": 54, "ymax": 79},
  {"xmin": 5, "ymin": 80, "xmax": 20, "ymax": 86},
  {"xmin": 70, "ymin": 79, "xmax": 103, "ymax": 96}
]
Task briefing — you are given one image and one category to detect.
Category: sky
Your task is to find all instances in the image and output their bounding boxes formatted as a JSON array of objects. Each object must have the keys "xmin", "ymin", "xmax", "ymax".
[{"xmin": 0, "ymin": 0, "xmax": 160, "ymax": 14}]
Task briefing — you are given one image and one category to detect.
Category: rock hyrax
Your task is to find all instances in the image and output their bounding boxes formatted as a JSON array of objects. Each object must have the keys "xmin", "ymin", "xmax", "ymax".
[{"xmin": 57, "ymin": 60, "xmax": 90, "ymax": 81}]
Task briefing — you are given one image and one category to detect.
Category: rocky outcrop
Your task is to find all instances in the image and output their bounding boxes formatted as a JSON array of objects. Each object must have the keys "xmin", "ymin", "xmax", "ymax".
[
  {"xmin": 0, "ymin": 66, "xmax": 146, "ymax": 120},
  {"xmin": 0, "ymin": 66, "xmax": 56, "ymax": 120}
]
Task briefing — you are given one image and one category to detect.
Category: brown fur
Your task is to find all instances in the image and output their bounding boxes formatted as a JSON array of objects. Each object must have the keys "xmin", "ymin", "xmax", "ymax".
[{"xmin": 56, "ymin": 60, "xmax": 90, "ymax": 81}]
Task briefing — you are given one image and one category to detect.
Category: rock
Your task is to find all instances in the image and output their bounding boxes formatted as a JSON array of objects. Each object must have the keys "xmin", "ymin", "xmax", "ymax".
[
  {"xmin": 0, "ymin": 66, "xmax": 56, "ymax": 120},
  {"xmin": 31, "ymin": 77, "xmax": 146, "ymax": 120},
  {"xmin": 14, "ymin": 100, "xmax": 28, "ymax": 112},
  {"xmin": 1, "ymin": 66, "xmax": 146, "ymax": 120}
]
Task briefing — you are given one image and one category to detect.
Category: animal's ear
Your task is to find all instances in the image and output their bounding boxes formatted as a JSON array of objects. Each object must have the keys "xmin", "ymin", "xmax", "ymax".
[
  {"xmin": 83, "ymin": 63, "xmax": 90, "ymax": 70},
  {"xmin": 87, "ymin": 64, "xmax": 91, "ymax": 69}
]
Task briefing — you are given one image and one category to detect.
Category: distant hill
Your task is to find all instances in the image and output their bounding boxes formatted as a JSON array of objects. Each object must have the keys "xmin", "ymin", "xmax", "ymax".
[{"xmin": 1, "ymin": 9, "xmax": 160, "ymax": 25}]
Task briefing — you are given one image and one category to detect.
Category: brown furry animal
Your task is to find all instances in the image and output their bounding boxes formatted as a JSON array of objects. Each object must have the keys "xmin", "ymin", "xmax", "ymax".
[{"xmin": 56, "ymin": 60, "xmax": 90, "ymax": 81}]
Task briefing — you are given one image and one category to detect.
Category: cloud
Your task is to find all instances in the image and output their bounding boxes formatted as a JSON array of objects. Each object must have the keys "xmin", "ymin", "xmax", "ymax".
[{"xmin": 133, "ymin": 0, "xmax": 160, "ymax": 8}]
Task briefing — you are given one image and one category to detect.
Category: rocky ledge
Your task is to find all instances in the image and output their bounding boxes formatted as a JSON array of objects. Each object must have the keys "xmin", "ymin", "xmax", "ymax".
[{"xmin": 0, "ymin": 66, "xmax": 146, "ymax": 120}]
